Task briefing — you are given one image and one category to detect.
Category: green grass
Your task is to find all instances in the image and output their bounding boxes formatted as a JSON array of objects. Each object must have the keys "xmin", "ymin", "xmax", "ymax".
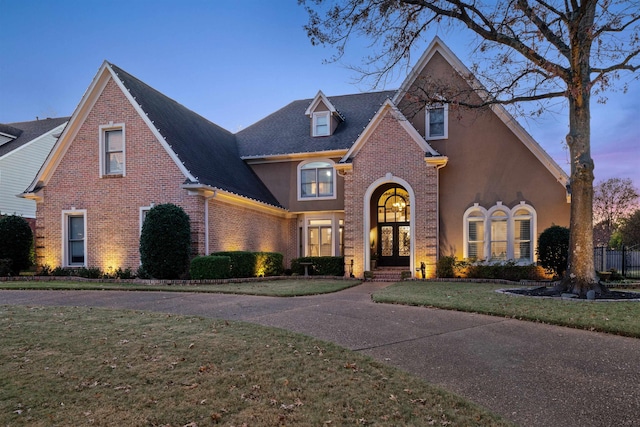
[
  {"xmin": 0, "ymin": 305, "xmax": 511, "ymax": 426},
  {"xmin": 373, "ymin": 281, "xmax": 640, "ymax": 338},
  {"xmin": 0, "ymin": 279, "xmax": 360, "ymax": 297}
]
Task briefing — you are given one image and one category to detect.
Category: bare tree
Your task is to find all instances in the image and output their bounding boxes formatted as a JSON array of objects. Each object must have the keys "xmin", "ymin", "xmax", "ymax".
[
  {"xmin": 300, "ymin": 0, "xmax": 640, "ymax": 295},
  {"xmin": 593, "ymin": 177, "xmax": 639, "ymax": 245},
  {"xmin": 594, "ymin": 177, "xmax": 640, "ymax": 227}
]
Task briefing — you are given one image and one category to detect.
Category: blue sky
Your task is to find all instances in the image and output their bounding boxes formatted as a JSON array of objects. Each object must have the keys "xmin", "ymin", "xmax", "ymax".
[{"xmin": 1, "ymin": 0, "xmax": 638, "ymax": 185}]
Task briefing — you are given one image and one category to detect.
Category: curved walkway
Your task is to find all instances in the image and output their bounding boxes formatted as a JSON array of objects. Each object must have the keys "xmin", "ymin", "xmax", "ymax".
[{"xmin": 1, "ymin": 282, "xmax": 639, "ymax": 426}]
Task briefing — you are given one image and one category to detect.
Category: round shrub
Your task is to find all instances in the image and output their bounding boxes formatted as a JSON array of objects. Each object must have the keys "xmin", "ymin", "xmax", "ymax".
[
  {"xmin": 139, "ymin": 204, "xmax": 191, "ymax": 279},
  {"xmin": 0, "ymin": 215, "xmax": 33, "ymax": 275},
  {"xmin": 536, "ymin": 225, "xmax": 570, "ymax": 279}
]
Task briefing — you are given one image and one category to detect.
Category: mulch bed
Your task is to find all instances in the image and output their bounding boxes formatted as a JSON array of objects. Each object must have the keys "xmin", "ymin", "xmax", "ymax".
[{"xmin": 505, "ymin": 286, "xmax": 640, "ymax": 300}]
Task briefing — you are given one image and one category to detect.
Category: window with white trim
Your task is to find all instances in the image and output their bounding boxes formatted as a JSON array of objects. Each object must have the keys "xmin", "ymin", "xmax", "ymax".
[
  {"xmin": 298, "ymin": 160, "xmax": 336, "ymax": 200},
  {"xmin": 463, "ymin": 202, "xmax": 536, "ymax": 263},
  {"xmin": 312, "ymin": 111, "xmax": 330, "ymax": 136},
  {"xmin": 100, "ymin": 124, "xmax": 125, "ymax": 176},
  {"xmin": 467, "ymin": 210, "xmax": 485, "ymax": 259},
  {"xmin": 63, "ymin": 210, "xmax": 87, "ymax": 267},
  {"xmin": 426, "ymin": 104, "xmax": 448, "ymax": 140},
  {"xmin": 299, "ymin": 214, "xmax": 344, "ymax": 257},
  {"xmin": 140, "ymin": 205, "xmax": 153, "ymax": 234},
  {"xmin": 513, "ymin": 208, "xmax": 533, "ymax": 261}
]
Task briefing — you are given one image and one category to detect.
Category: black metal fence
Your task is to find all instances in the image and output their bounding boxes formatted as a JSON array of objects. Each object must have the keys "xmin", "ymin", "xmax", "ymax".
[{"xmin": 594, "ymin": 246, "xmax": 640, "ymax": 279}]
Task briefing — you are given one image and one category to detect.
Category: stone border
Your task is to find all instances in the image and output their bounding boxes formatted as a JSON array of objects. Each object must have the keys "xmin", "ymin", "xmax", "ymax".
[{"xmin": 0, "ymin": 275, "xmax": 360, "ymax": 286}]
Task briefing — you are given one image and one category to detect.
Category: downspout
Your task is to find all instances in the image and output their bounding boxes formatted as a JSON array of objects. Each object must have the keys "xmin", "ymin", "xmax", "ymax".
[
  {"xmin": 434, "ymin": 163, "xmax": 447, "ymax": 262},
  {"xmin": 204, "ymin": 190, "xmax": 217, "ymax": 255}
]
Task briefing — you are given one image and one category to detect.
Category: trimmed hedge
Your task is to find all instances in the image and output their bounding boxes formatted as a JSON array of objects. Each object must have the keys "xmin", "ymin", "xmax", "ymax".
[
  {"xmin": 537, "ymin": 225, "xmax": 570, "ymax": 279},
  {"xmin": 190, "ymin": 255, "xmax": 231, "ymax": 280},
  {"xmin": 291, "ymin": 256, "xmax": 345, "ymax": 276},
  {"xmin": 139, "ymin": 204, "xmax": 191, "ymax": 280},
  {"xmin": 210, "ymin": 251, "xmax": 284, "ymax": 278},
  {"xmin": 436, "ymin": 256, "xmax": 548, "ymax": 281},
  {"xmin": 461, "ymin": 261, "xmax": 547, "ymax": 281}
]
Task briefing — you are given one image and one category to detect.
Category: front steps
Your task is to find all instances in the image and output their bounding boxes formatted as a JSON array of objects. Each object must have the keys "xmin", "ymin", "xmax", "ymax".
[{"xmin": 366, "ymin": 267, "xmax": 411, "ymax": 282}]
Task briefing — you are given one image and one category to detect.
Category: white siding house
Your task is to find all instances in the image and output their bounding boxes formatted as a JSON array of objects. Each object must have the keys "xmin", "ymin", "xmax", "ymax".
[{"xmin": 0, "ymin": 118, "xmax": 68, "ymax": 219}]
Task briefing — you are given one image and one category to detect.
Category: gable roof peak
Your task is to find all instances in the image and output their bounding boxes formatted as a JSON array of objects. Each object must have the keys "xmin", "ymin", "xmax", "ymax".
[{"xmin": 304, "ymin": 90, "xmax": 345, "ymax": 120}]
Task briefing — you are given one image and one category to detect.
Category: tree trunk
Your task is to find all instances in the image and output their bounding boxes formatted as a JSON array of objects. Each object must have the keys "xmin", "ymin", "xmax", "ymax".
[{"xmin": 561, "ymin": 87, "xmax": 601, "ymax": 296}]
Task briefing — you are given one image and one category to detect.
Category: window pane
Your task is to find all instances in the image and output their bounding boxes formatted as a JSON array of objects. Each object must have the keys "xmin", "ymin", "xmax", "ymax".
[
  {"xmin": 515, "ymin": 219, "xmax": 531, "ymax": 261},
  {"xmin": 308, "ymin": 227, "xmax": 319, "ymax": 256},
  {"xmin": 70, "ymin": 241, "xmax": 85, "ymax": 264},
  {"xmin": 491, "ymin": 242, "xmax": 507, "ymax": 260},
  {"xmin": 490, "ymin": 219, "xmax": 507, "ymax": 260},
  {"xmin": 109, "ymin": 153, "xmax": 124, "ymax": 174},
  {"xmin": 317, "ymin": 167, "xmax": 333, "ymax": 196},
  {"xmin": 315, "ymin": 114, "xmax": 329, "ymax": 136},
  {"xmin": 106, "ymin": 130, "xmax": 123, "ymax": 151},
  {"xmin": 468, "ymin": 242, "xmax": 484, "ymax": 259},
  {"xmin": 68, "ymin": 215, "xmax": 84, "ymax": 265},
  {"xmin": 301, "ymin": 169, "xmax": 316, "ymax": 197},
  {"xmin": 69, "ymin": 216, "xmax": 84, "ymax": 239},
  {"xmin": 491, "ymin": 219, "xmax": 507, "ymax": 241},
  {"xmin": 515, "ymin": 219, "xmax": 531, "ymax": 240},
  {"xmin": 399, "ymin": 226, "xmax": 410, "ymax": 256},
  {"xmin": 320, "ymin": 227, "xmax": 332, "ymax": 256},
  {"xmin": 468, "ymin": 220, "xmax": 484, "ymax": 259},
  {"xmin": 381, "ymin": 226, "xmax": 393, "ymax": 256},
  {"xmin": 429, "ymin": 108, "xmax": 444, "ymax": 137}
]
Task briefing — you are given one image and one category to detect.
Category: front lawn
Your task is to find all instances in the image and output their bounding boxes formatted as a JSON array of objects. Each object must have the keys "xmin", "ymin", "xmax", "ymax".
[
  {"xmin": 0, "ymin": 305, "xmax": 511, "ymax": 426},
  {"xmin": 372, "ymin": 281, "xmax": 640, "ymax": 337}
]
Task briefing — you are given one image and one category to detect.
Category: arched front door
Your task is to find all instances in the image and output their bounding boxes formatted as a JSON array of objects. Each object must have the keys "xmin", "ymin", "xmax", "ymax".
[{"xmin": 376, "ymin": 186, "xmax": 410, "ymax": 267}]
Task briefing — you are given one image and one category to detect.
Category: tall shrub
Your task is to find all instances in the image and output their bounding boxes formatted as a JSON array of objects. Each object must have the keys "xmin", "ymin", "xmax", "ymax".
[
  {"xmin": 537, "ymin": 225, "xmax": 570, "ymax": 279},
  {"xmin": 139, "ymin": 204, "xmax": 191, "ymax": 279},
  {"xmin": 0, "ymin": 215, "xmax": 33, "ymax": 275}
]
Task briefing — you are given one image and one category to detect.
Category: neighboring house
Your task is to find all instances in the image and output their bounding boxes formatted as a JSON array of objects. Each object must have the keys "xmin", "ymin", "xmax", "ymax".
[
  {"xmin": 21, "ymin": 37, "xmax": 570, "ymax": 278},
  {"xmin": 0, "ymin": 117, "xmax": 69, "ymax": 228}
]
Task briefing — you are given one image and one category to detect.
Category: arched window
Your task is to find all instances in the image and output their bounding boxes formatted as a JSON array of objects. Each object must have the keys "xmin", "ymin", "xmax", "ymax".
[
  {"xmin": 377, "ymin": 187, "xmax": 410, "ymax": 223},
  {"xmin": 466, "ymin": 209, "xmax": 485, "ymax": 259},
  {"xmin": 489, "ymin": 208, "xmax": 509, "ymax": 260},
  {"xmin": 298, "ymin": 160, "xmax": 336, "ymax": 200},
  {"xmin": 463, "ymin": 202, "xmax": 536, "ymax": 263}
]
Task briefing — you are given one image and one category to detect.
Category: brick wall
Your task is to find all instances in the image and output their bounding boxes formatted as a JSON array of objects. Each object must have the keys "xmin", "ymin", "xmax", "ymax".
[
  {"xmin": 207, "ymin": 197, "xmax": 296, "ymax": 267},
  {"xmin": 35, "ymin": 76, "xmax": 294, "ymax": 273},
  {"xmin": 36, "ymin": 78, "xmax": 202, "ymax": 271},
  {"xmin": 344, "ymin": 108, "xmax": 439, "ymax": 278}
]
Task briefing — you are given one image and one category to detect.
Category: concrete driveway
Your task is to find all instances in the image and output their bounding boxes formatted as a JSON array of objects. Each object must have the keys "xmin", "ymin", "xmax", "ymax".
[{"xmin": 1, "ymin": 282, "xmax": 639, "ymax": 426}]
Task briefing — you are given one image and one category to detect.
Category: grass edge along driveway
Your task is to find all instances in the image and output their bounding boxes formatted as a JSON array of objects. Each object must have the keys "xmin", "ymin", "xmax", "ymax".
[
  {"xmin": 372, "ymin": 281, "xmax": 640, "ymax": 338},
  {"xmin": 0, "ymin": 278, "xmax": 360, "ymax": 297}
]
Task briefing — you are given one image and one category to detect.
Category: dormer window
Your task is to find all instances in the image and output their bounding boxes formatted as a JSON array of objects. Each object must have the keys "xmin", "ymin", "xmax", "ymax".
[
  {"xmin": 313, "ymin": 112, "xmax": 330, "ymax": 137},
  {"xmin": 305, "ymin": 90, "xmax": 344, "ymax": 138}
]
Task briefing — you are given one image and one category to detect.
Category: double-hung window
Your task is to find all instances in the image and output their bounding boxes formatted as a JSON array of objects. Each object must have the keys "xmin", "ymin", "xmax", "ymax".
[
  {"xmin": 299, "ymin": 160, "xmax": 335, "ymax": 200},
  {"xmin": 100, "ymin": 124, "xmax": 125, "ymax": 176},
  {"xmin": 312, "ymin": 112, "xmax": 330, "ymax": 137},
  {"xmin": 63, "ymin": 210, "xmax": 87, "ymax": 267},
  {"xmin": 426, "ymin": 104, "xmax": 448, "ymax": 140}
]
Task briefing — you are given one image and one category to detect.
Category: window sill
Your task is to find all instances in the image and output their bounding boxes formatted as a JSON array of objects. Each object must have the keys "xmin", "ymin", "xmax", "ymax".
[{"xmin": 102, "ymin": 173, "xmax": 124, "ymax": 179}]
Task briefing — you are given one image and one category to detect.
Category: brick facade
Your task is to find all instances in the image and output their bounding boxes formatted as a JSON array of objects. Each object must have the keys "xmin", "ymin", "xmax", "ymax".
[
  {"xmin": 344, "ymin": 109, "xmax": 439, "ymax": 278},
  {"xmin": 36, "ymin": 78, "xmax": 292, "ymax": 272}
]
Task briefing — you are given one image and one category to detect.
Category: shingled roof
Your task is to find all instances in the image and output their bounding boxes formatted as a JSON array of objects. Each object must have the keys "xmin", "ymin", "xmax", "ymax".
[
  {"xmin": 0, "ymin": 117, "xmax": 69, "ymax": 158},
  {"xmin": 108, "ymin": 63, "xmax": 282, "ymax": 208},
  {"xmin": 236, "ymin": 91, "xmax": 396, "ymax": 158}
]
